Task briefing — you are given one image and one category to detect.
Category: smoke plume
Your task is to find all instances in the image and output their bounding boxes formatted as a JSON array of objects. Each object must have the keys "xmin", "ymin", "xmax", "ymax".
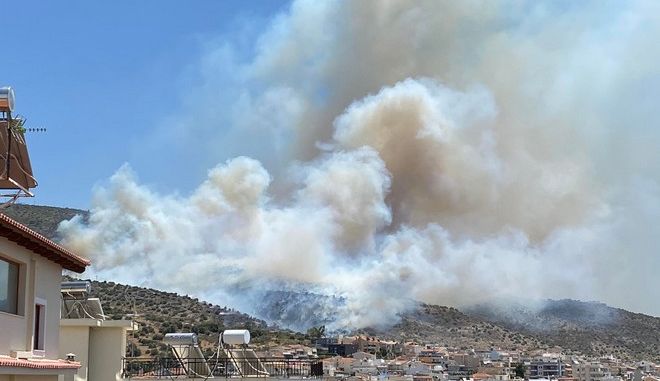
[{"xmin": 59, "ymin": 0, "xmax": 660, "ymax": 329}]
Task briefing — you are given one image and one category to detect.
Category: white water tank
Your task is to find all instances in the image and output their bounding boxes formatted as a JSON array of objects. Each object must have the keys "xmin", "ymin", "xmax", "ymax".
[
  {"xmin": 163, "ymin": 333, "xmax": 198, "ymax": 346},
  {"xmin": 221, "ymin": 329, "xmax": 250, "ymax": 345},
  {"xmin": 0, "ymin": 87, "xmax": 15, "ymax": 111}
]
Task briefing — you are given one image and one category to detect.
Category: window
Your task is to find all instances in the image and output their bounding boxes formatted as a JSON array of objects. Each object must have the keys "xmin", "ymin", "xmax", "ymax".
[
  {"xmin": 33, "ymin": 299, "xmax": 46, "ymax": 353},
  {"xmin": 0, "ymin": 257, "xmax": 19, "ymax": 314}
]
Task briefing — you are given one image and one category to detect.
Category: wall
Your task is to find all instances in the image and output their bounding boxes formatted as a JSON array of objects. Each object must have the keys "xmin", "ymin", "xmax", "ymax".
[
  {"xmin": 0, "ymin": 375, "xmax": 59, "ymax": 381},
  {"xmin": 89, "ymin": 327, "xmax": 126, "ymax": 381},
  {"xmin": 58, "ymin": 326, "xmax": 89, "ymax": 381},
  {"xmin": 0, "ymin": 236, "xmax": 63, "ymax": 359},
  {"xmin": 0, "ymin": 237, "xmax": 32, "ymax": 355},
  {"xmin": 33, "ymin": 258, "xmax": 62, "ymax": 359},
  {"xmin": 60, "ymin": 320, "xmax": 134, "ymax": 381}
]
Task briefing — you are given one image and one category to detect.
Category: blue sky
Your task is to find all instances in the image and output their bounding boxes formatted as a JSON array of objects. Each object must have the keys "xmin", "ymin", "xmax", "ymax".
[{"xmin": 1, "ymin": 0, "xmax": 288, "ymax": 209}]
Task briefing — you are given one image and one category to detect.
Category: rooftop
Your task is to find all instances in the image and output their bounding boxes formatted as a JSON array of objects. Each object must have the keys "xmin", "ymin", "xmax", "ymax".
[
  {"xmin": 0, "ymin": 356, "xmax": 80, "ymax": 370},
  {"xmin": 0, "ymin": 212, "xmax": 89, "ymax": 272}
]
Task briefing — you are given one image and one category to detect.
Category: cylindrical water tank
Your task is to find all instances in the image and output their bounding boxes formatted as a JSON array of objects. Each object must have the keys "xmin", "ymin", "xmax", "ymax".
[
  {"xmin": 0, "ymin": 87, "xmax": 15, "ymax": 111},
  {"xmin": 163, "ymin": 333, "xmax": 198, "ymax": 346},
  {"xmin": 221, "ymin": 329, "xmax": 250, "ymax": 345},
  {"xmin": 61, "ymin": 281, "xmax": 91, "ymax": 294}
]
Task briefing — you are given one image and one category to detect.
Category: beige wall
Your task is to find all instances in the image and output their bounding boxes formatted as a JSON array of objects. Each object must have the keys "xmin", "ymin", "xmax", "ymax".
[
  {"xmin": 89, "ymin": 327, "xmax": 126, "ymax": 381},
  {"xmin": 0, "ymin": 369, "xmax": 67, "ymax": 381},
  {"xmin": 34, "ymin": 258, "xmax": 62, "ymax": 359},
  {"xmin": 0, "ymin": 236, "xmax": 64, "ymax": 359},
  {"xmin": 60, "ymin": 321, "xmax": 133, "ymax": 381},
  {"xmin": 0, "ymin": 237, "xmax": 32, "ymax": 355},
  {"xmin": 0, "ymin": 374, "xmax": 62, "ymax": 381},
  {"xmin": 58, "ymin": 326, "xmax": 89, "ymax": 381}
]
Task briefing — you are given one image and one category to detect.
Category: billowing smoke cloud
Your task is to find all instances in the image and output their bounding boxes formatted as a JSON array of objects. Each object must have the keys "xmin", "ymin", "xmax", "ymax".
[{"xmin": 59, "ymin": 0, "xmax": 660, "ymax": 328}]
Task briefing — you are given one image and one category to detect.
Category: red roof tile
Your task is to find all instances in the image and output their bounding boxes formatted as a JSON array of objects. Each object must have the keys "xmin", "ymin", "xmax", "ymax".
[{"xmin": 0, "ymin": 356, "xmax": 81, "ymax": 370}]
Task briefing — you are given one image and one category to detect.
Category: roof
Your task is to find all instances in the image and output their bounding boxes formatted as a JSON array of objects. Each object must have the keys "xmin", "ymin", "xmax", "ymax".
[
  {"xmin": 0, "ymin": 356, "xmax": 81, "ymax": 370},
  {"xmin": 0, "ymin": 213, "xmax": 90, "ymax": 272}
]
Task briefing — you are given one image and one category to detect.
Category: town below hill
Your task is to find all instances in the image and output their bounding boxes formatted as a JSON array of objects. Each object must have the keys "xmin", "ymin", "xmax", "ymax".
[{"xmin": 75, "ymin": 276, "xmax": 659, "ymax": 381}]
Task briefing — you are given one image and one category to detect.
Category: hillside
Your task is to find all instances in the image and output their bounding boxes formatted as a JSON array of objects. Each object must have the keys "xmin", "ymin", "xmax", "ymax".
[
  {"xmin": 70, "ymin": 277, "xmax": 309, "ymax": 358},
  {"xmin": 360, "ymin": 303, "xmax": 546, "ymax": 352},
  {"xmin": 1, "ymin": 203, "xmax": 88, "ymax": 239},
  {"xmin": 5, "ymin": 204, "xmax": 660, "ymax": 362},
  {"xmin": 465, "ymin": 300, "xmax": 660, "ymax": 362},
  {"xmin": 80, "ymin": 279, "xmax": 660, "ymax": 362},
  {"xmin": 239, "ymin": 288, "xmax": 660, "ymax": 362},
  {"xmin": 384, "ymin": 302, "xmax": 660, "ymax": 362}
]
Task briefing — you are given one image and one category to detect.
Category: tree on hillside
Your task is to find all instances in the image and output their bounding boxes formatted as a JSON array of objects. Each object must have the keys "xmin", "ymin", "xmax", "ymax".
[
  {"xmin": 376, "ymin": 347, "xmax": 389, "ymax": 359},
  {"xmin": 514, "ymin": 363, "xmax": 525, "ymax": 379},
  {"xmin": 306, "ymin": 325, "xmax": 326, "ymax": 339}
]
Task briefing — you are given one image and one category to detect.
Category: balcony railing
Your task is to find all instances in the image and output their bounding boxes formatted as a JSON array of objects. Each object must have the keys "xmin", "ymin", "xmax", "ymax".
[{"xmin": 122, "ymin": 357, "xmax": 324, "ymax": 379}]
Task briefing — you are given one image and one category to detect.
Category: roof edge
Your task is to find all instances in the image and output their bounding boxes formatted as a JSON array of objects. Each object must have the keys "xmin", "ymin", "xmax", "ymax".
[{"xmin": 0, "ymin": 213, "xmax": 90, "ymax": 272}]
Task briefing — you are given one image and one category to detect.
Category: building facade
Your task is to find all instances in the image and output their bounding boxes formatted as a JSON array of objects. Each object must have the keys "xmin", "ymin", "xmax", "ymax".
[
  {"xmin": 0, "ymin": 214, "xmax": 89, "ymax": 381},
  {"xmin": 529, "ymin": 358, "xmax": 564, "ymax": 379}
]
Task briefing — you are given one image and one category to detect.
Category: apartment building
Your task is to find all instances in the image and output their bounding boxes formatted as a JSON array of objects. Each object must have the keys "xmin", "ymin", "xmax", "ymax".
[
  {"xmin": 528, "ymin": 358, "xmax": 564, "ymax": 379},
  {"xmin": 574, "ymin": 362, "xmax": 617, "ymax": 381}
]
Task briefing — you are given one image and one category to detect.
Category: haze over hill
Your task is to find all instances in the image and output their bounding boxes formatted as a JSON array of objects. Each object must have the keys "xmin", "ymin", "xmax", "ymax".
[
  {"xmin": 4, "ymin": 203, "xmax": 660, "ymax": 363},
  {"xmin": 464, "ymin": 300, "xmax": 660, "ymax": 362},
  {"xmin": 254, "ymin": 289, "xmax": 660, "ymax": 363},
  {"xmin": 77, "ymin": 276, "xmax": 660, "ymax": 363}
]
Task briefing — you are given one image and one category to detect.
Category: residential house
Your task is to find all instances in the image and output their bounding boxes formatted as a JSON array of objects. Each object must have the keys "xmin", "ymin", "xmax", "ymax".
[{"xmin": 0, "ymin": 214, "xmax": 90, "ymax": 381}]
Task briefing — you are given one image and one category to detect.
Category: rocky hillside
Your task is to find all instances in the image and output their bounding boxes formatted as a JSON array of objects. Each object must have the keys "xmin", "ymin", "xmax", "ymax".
[
  {"xmin": 70, "ymin": 277, "xmax": 308, "ymax": 358},
  {"xmin": 361, "ymin": 303, "xmax": 547, "ymax": 351},
  {"xmin": 465, "ymin": 300, "xmax": 660, "ymax": 362},
  {"xmin": 249, "ymin": 289, "xmax": 660, "ymax": 362}
]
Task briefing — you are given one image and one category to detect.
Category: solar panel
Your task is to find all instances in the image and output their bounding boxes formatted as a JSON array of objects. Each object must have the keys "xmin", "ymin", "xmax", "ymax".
[
  {"xmin": 167, "ymin": 333, "xmax": 213, "ymax": 377},
  {"xmin": 0, "ymin": 120, "xmax": 37, "ymax": 193},
  {"xmin": 61, "ymin": 298, "xmax": 106, "ymax": 320},
  {"xmin": 0, "ymin": 87, "xmax": 37, "ymax": 198}
]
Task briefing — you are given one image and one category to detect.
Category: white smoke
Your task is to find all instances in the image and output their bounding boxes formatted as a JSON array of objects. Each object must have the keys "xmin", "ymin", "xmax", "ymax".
[{"xmin": 59, "ymin": 0, "xmax": 660, "ymax": 327}]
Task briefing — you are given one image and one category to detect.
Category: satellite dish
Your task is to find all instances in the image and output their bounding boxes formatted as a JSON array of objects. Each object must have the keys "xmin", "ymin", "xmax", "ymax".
[{"xmin": 0, "ymin": 86, "xmax": 37, "ymax": 203}]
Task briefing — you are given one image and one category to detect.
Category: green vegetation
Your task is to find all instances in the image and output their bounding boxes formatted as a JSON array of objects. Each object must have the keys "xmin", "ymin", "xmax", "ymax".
[
  {"xmin": 9, "ymin": 116, "xmax": 26, "ymax": 134},
  {"xmin": 68, "ymin": 277, "xmax": 308, "ymax": 358},
  {"xmin": 306, "ymin": 325, "xmax": 326, "ymax": 340},
  {"xmin": 514, "ymin": 363, "xmax": 525, "ymax": 379}
]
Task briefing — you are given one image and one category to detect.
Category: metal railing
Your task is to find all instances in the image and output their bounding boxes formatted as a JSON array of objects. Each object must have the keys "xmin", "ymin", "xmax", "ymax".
[{"xmin": 122, "ymin": 357, "xmax": 324, "ymax": 379}]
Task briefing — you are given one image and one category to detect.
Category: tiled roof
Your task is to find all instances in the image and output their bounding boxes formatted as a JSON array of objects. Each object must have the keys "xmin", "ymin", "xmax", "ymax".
[
  {"xmin": 0, "ymin": 213, "xmax": 90, "ymax": 272},
  {"xmin": 0, "ymin": 356, "xmax": 81, "ymax": 370}
]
